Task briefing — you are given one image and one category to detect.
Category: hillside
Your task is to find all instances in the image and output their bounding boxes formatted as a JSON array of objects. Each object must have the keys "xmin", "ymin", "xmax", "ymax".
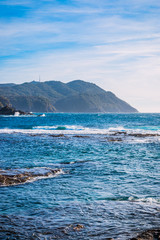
[{"xmin": 0, "ymin": 80, "xmax": 138, "ymax": 113}]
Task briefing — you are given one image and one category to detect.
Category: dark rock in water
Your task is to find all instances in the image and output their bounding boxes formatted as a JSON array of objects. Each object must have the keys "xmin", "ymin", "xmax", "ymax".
[
  {"xmin": 107, "ymin": 137, "xmax": 123, "ymax": 142},
  {"xmin": 73, "ymin": 224, "xmax": 84, "ymax": 231},
  {"xmin": 111, "ymin": 132, "xmax": 160, "ymax": 138},
  {"xmin": 0, "ymin": 105, "xmax": 32, "ymax": 115},
  {"xmin": 112, "ymin": 131, "xmax": 127, "ymax": 136},
  {"xmin": 129, "ymin": 133, "xmax": 160, "ymax": 137},
  {"xmin": 130, "ymin": 229, "xmax": 160, "ymax": 240},
  {"xmin": 50, "ymin": 134, "xmax": 65, "ymax": 137},
  {"xmin": 62, "ymin": 224, "xmax": 84, "ymax": 235},
  {"xmin": 0, "ymin": 105, "xmax": 16, "ymax": 115},
  {"xmin": 73, "ymin": 135, "xmax": 90, "ymax": 138},
  {"xmin": 37, "ymin": 113, "xmax": 46, "ymax": 117},
  {"xmin": 0, "ymin": 167, "xmax": 62, "ymax": 186}
]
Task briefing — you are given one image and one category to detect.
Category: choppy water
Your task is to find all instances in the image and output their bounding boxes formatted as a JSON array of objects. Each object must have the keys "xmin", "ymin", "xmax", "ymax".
[{"xmin": 0, "ymin": 113, "xmax": 160, "ymax": 239}]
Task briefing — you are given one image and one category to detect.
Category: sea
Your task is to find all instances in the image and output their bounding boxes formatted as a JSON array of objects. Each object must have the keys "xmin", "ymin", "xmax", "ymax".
[{"xmin": 0, "ymin": 113, "xmax": 159, "ymax": 240}]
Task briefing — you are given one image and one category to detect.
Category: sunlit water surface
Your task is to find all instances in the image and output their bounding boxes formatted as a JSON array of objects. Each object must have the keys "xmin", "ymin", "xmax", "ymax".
[{"xmin": 0, "ymin": 113, "xmax": 160, "ymax": 239}]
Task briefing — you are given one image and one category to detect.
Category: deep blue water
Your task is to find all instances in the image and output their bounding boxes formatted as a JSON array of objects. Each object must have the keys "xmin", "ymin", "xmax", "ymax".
[{"xmin": 0, "ymin": 113, "xmax": 160, "ymax": 239}]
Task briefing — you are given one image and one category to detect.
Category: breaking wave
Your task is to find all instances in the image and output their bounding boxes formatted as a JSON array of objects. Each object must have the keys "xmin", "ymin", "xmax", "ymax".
[
  {"xmin": 0, "ymin": 125, "xmax": 160, "ymax": 143},
  {"xmin": 128, "ymin": 196, "xmax": 160, "ymax": 204}
]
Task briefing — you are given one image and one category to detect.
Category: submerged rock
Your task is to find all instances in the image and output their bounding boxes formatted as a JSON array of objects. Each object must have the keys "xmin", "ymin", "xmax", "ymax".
[
  {"xmin": 73, "ymin": 224, "xmax": 84, "ymax": 231},
  {"xmin": 0, "ymin": 167, "xmax": 62, "ymax": 186},
  {"xmin": 130, "ymin": 229, "xmax": 160, "ymax": 240},
  {"xmin": 50, "ymin": 134, "xmax": 65, "ymax": 137},
  {"xmin": 107, "ymin": 137, "xmax": 123, "ymax": 142},
  {"xmin": 129, "ymin": 133, "xmax": 160, "ymax": 137},
  {"xmin": 62, "ymin": 224, "xmax": 84, "ymax": 235},
  {"xmin": 112, "ymin": 131, "xmax": 160, "ymax": 138},
  {"xmin": 73, "ymin": 135, "xmax": 90, "ymax": 138}
]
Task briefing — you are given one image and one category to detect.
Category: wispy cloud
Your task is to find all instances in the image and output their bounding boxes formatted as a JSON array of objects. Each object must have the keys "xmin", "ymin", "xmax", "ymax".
[
  {"xmin": 0, "ymin": 0, "xmax": 160, "ymax": 112},
  {"xmin": 0, "ymin": 0, "xmax": 33, "ymax": 6}
]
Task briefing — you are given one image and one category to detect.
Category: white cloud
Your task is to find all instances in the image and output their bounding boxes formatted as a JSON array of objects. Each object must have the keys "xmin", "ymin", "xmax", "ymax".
[
  {"xmin": 0, "ymin": 0, "xmax": 160, "ymax": 112},
  {"xmin": 0, "ymin": 37, "xmax": 160, "ymax": 112},
  {"xmin": 0, "ymin": 0, "xmax": 33, "ymax": 6},
  {"xmin": 39, "ymin": 6, "xmax": 103, "ymax": 14}
]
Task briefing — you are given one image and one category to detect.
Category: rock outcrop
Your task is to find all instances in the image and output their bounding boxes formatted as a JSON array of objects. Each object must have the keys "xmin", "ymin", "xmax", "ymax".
[
  {"xmin": 130, "ymin": 229, "xmax": 160, "ymax": 240},
  {"xmin": 0, "ymin": 167, "xmax": 62, "ymax": 186},
  {"xmin": 0, "ymin": 105, "xmax": 31, "ymax": 115}
]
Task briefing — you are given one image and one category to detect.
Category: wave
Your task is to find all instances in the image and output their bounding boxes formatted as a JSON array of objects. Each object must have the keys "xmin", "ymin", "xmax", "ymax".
[
  {"xmin": 128, "ymin": 196, "xmax": 160, "ymax": 205},
  {"xmin": 33, "ymin": 125, "xmax": 86, "ymax": 131},
  {"xmin": 0, "ymin": 115, "xmax": 37, "ymax": 118},
  {"xmin": 99, "ymin": 196, "xmax": 160, "ymax": 205},
  {"xmin": 0, "ymin": 167, "xmax": 64, "ymax": 187},
  {"xmin": 0, "ymin": 125, "xmax": 160, "ymax": 142}
]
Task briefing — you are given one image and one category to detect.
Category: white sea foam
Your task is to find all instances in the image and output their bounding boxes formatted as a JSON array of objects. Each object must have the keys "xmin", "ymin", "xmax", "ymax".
[
  {"xmin": 0, "ymin": 125, "xmax": 160, "ymax": 143},
  {"xmin": 33, "ymin": 125, "xmax": 86, "ymax": 131},
  {"xmin": 14, "ymin": 112, "xmax": 20, "ymax": 117},
  {"xmin": 128, "ymin": 196, "xmax": 160, "ymax": 205},
  {"xmin": 0, "ymin": 125, "xmax": 103, "ymax": 135},
  {"xmin": 27, "ymin": 168, "xmax": 64, "ymax": 184},
  {"xmin": 108, "ymin": 126, "xmax": 126, "ymax": 132},
  {"xmin": 0, "ymin": 114, "xmax": 36, "ymax": 118}
]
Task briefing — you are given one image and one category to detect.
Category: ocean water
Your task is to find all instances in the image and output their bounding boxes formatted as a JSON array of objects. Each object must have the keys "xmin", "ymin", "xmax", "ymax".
[{"xmin": 0, "ymin": 113, "xmax": 160, "ymax": 239}]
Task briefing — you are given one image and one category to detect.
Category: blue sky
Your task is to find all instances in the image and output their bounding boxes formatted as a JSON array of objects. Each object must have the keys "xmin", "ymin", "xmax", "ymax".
[{"xmin": 0, "ymin": 0, "xmax": 160, "ymax": 112}]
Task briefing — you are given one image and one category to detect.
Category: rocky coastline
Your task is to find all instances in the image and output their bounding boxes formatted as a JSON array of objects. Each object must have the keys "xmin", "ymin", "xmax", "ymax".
[{"xmin": 0, "ymin": 105, "xmax": 32, "ymax": 115}]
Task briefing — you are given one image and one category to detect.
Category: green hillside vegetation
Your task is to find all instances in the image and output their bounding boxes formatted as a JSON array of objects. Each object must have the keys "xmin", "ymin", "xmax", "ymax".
[
  {"xmin": 0, "ymin": 80, "xmax": 138, "ymax": 113},
  {"xmin": 0, "ymin": 96, "xmax": 10, "ymax": 108}
]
